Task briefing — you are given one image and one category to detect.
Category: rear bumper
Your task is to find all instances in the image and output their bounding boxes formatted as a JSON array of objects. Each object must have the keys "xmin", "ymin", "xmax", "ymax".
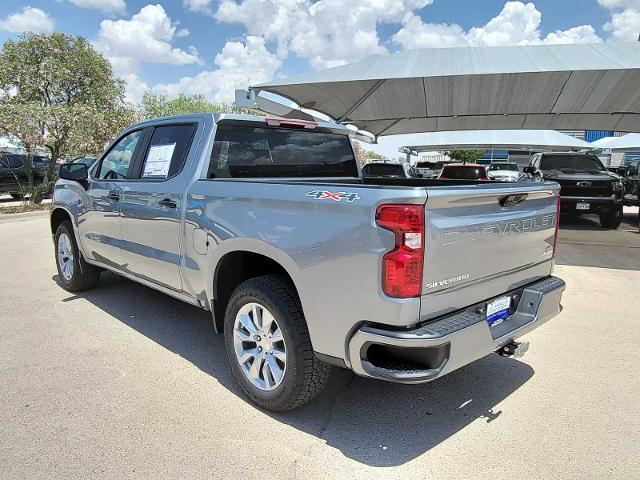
[{"xmin": 347, "ymin": 276, "xmax": 565, "ymax": 384}]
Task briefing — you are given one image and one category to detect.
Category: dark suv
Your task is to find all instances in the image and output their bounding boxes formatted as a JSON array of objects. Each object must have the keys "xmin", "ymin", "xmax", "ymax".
[
  {"xmin": 525, "ymin": 152, "xmax": 624, "ymax": 229},
  {"xmin": 0, "ymin": 153, "xmax": 50, "ymax": 198}
]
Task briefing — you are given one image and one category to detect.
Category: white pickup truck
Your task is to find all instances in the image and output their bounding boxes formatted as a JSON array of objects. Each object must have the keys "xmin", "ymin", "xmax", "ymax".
[{"xmin": 51, "ymin": 113, "xmax": 565, "ymax": 411}]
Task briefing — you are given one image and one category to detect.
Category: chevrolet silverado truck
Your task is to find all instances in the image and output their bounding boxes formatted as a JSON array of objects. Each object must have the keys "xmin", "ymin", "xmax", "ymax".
[
  {"xmin": 50, "ymin": 114, "xmax": 565, "ymax": 411},
  {"xmin": 524, "ymin": 152, "xmax": 624, "ymax": 229}
]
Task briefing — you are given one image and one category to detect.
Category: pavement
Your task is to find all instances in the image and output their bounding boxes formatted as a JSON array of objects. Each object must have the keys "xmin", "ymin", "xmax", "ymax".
[
  {"xmin": 0, "ymin": 194, "xmax": 51, "ymax": 209},
  {"xmin": 1, "ymin": 211, "xmax": 639, "ymax": 479}
]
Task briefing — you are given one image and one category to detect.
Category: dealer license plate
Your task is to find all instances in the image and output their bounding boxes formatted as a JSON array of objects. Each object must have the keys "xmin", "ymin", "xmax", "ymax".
[
  {"xmin": 576, "ymin": 202, "xmax": 590, "ymax": 210},
  {"xmin": 486, "ymin": 296, "xmax": 511, "ymax": 327}
]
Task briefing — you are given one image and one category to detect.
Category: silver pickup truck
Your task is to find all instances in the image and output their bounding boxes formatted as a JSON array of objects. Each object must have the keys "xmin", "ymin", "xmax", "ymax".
[{"xmin": 50, "ymin": 114, "xmax": 565, "ymax": 411}]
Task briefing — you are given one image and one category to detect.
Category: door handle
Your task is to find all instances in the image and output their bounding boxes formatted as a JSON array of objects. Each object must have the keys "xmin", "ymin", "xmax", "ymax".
[
  {"xmin": 108, "ymin": 192, "xmax": 120, "ymax": 202},
  {"xmin": 158, "ymin": 198, "xmax": 177, "ymax": 208}
]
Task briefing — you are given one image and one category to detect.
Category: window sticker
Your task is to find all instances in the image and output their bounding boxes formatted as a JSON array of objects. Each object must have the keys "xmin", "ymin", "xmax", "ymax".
[{"xmin": 143, "ymin": 143, "xmax": 176, "ymax": 178}]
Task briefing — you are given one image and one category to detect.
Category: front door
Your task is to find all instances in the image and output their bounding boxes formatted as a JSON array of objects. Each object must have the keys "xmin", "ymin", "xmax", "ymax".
[
  {"xmin": 78, "ymin": 129, "xmax": 145, "ymax": 270},
  {"xmin": 119, "ymin": 123, "xmax": 197, "ymax": 291}
]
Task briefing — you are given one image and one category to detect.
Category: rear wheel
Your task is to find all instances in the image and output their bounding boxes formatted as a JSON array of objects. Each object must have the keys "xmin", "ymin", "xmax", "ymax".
[
  {"xmin": 600, "ymin": 207, "xmax": 622, "ymax": 229},
  {"xmin": 10, "ymin": 193, "xmax": 24, "ymax": 200},
  {"xmin": 54, "ymin": 221, "xmax": 101, "ymax": 291},
  {"xmin": 224, "ymin": 275, "xmax": 332, "ymax": 411}
]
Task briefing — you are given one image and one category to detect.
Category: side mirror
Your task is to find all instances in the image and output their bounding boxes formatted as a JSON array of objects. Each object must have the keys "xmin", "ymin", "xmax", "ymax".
[
  {"xmin": 59, "ymin": 163, "xmax": 88, "ymax": 182},
  {"xmin": 522, "ymin": 166, "xmax": 535, "ymax": 175}
]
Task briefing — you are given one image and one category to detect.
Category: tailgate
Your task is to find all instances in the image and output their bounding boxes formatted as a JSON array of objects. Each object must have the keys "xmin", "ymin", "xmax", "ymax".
[{"xmin": 421, "ymin": 182, "xmax": 558, "ymax": 313}]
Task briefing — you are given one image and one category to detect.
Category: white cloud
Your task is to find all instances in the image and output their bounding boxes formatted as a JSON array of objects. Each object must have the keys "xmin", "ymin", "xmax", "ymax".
[
  {"xmin": 120, "ymin": 73, "xmax": 150, "ymax": 104},
  {"xmin": 392, "ymin": 14, "xmax": 467, "ymax": 49},
  {"xmin": 543, "ymin": 25, "xmax": 602, "ymax": 44},
  {"xmin": 96, "ymin": 4, "xmax": 202, "ymax": 75},
  {"xmin": 393, "ymin": 1, "xmax": 601, "ymax": 49},
  {"xmin": 183, "ymin": 0, "xmax": 213, "ymax": 14},
  {"xmin": 604, "ymin": 8, "xmax": 640, "ymax": 40},
  {"xmin": 598, "ymin": 0, "xmax": 640, "ymax": 9},
  {"xmin": 69, "ymin": 0, "xmax": 126, "ymax": 14},
  {"xmin": 0, "ymin": 6, "xmax": 54, "ymax": 33},
  {"xmin": 215, "ymin": 0, "xmax": 433, "ymax": 69},
  {"xmin": 149, "ymin": 36, "xmax": 281, "ymax": 104}
]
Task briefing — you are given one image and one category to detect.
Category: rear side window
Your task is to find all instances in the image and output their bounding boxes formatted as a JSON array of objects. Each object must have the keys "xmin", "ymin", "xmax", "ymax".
[
  {"xmin": 140, "ymin": 124, "xmax": 196, "ymax": 179},
  {"xmin": 207, "ymin": 125, "xmax": 358, "ymax": 178}
]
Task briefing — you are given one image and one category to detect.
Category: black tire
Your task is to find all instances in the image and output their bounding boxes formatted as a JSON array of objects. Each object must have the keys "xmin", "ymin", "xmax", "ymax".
[
  {"xmin": 54, "ymin": 220, "xmax": 101, "ymax": 291},
  {"xmin": 600, "ymin": 207, "xmax": 622, "ymax": 229},
  {"xmin": 224, "ymin": 275, "xmax": 332, "ymax": 411},
  {"xmin": 10, "ymin": 193, "xmax": 24, "ymax": 200}
]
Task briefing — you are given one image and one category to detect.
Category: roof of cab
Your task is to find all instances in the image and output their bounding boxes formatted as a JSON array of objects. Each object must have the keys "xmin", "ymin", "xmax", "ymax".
[{"xmin": 126, "ymin": 112, "xmax": 351, "ymax": 135}]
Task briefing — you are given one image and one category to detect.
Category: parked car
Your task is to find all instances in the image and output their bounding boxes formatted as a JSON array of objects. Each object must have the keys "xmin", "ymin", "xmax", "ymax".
[
  {"xmin": 438, "ymin": 163, "xmax": 490, "ymax": 180},
  {"xmin": 524, "ymin": 152, "xmax": 624, "ymax": 229},
  {"xmin": 415, "ymin": 160, "xmax": 446, "ymax": 178},
  {"xmin": 0, "ymin": 153, "xmax": 50, "ymax": 198},
  {"xmin": 361, "ymin": 161, "xmax": 419, "ymax": 178},
  {"xmin": 51, "ymin": 113, "xmax": 565, "ymax": 411},
  {"xmin": 486, "ymin": 162, "xmax": 521, "ymax": 182}
]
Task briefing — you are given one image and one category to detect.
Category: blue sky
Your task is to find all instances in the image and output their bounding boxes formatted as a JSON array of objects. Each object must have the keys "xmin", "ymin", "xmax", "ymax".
[{"xmin": 0, "ymin": 0, "xmax": 638, "ymax": 110}]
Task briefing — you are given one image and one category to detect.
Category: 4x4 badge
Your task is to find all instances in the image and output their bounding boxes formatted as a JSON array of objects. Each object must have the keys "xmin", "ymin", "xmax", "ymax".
[{"xmin": 306, "ymin": 190, "xmax": 360, "ymax": 202}]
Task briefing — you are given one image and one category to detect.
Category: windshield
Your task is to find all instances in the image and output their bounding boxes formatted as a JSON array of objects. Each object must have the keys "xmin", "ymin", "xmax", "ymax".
[
  {"xmin": 488, "ymin": 163, "xmax": 518, "ymax": 172},
  {"xmin": 441, "ymin": 165, "xmax": 486, "ymax": 179},
  {"xmin": 362, "ymin": 163, "xmax": 404, "ymax": 176},
  {"xmin": 540, "ymin": 154, "xmax": 606, "ymax": 173}
]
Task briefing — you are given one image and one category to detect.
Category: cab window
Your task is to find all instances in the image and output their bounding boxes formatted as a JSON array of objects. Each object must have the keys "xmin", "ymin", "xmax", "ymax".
[{"xmin": 96, "ymin": 130, "xmax": 144, "ymax": 180}]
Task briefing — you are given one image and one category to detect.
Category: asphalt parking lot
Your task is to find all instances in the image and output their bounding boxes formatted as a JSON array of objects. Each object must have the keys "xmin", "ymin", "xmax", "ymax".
[{"xmin": 1, "ymin": 209, "xmax": 639, "ymax": 479}]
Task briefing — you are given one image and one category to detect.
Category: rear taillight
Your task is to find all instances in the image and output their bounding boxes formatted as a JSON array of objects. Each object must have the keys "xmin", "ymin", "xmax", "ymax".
[
  {"xmin": 375, "ymin": 204, "xmax": 425, "ymax": 298},
  {"xmin": 552, "ymin": 194, "xmax": 560, "ymax": 256}
]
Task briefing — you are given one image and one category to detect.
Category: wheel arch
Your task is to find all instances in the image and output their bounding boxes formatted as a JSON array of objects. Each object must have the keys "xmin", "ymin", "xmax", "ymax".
[
  {"xmin": 211, "ymin": 248, "xmax": 302, "ymax": 334},
  {"xmin": 50, "ymin": 207, "xmax": 73, "ymax": 235}
]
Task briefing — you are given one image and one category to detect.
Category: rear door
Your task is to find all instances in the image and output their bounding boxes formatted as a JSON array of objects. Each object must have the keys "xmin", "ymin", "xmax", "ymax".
[
  {"xmin": 118, "ymin": 123, "xmax": 198, "ymax": 291},
  {"xmin": 420, "ymin": 182, "xmax": 558, "ymax": 315}
]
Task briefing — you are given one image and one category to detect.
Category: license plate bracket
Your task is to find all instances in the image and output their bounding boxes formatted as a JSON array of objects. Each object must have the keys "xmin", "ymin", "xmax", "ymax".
[{"xmin": 486, "ymin": 295, "xmax": 511, "ymax": 327}]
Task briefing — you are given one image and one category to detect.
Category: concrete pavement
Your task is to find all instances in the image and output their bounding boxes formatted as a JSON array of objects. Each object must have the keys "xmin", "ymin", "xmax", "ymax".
[{"xmin": 0, "ymin": 215, "xmax": 639, "ymax": 479}]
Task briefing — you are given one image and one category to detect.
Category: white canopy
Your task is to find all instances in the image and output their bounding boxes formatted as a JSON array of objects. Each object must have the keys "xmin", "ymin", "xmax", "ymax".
[
  {"xmin": 403, "ymin": 129, "xmax": 593, "ymax": 152},
  {"xmin": 591, "ymin": 133, "xmax": 640, "ymax": 151},
  {"xmin": 253, "ymin": 42, "xmax": 640, "ymax": 138}
]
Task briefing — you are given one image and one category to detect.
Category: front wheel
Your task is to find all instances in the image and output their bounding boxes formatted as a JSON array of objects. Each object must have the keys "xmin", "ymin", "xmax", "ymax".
[
  {"xmin": 224, "ymin": 275, "xmax": 332, "ymax": 411},
  {"xmin": 600, "ymin": 207, "xmax": 622, "ymax": 229},
  {"xmin": 54, "ymin": 221, "xmax": 101, "ymax": 291}
]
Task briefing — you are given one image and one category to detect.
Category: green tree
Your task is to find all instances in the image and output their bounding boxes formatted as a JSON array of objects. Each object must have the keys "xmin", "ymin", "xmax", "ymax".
[
  {"xmin": 352, "ymin": 141, "xmax": 384, "ymax": 166},
  {"xmin": 446, "ymin": 149, "xmax": 486, "ymax": 164},
  {"xmin": 138, "ymin": 92, "xmax": 263, "ymax": 120},
  {"xmin": 0, "ymin": 32, "xmax": 134, "ymax": 202}
]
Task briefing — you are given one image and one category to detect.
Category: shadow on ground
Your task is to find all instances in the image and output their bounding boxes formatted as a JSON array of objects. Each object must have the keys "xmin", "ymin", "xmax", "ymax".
[
  {"xmin": 555, "ymin": 210, "xmax": 640, "ymax": 270},
  {"xmin": 56, "ymin": 272, "xmax": 534, "ymax": 467}
]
